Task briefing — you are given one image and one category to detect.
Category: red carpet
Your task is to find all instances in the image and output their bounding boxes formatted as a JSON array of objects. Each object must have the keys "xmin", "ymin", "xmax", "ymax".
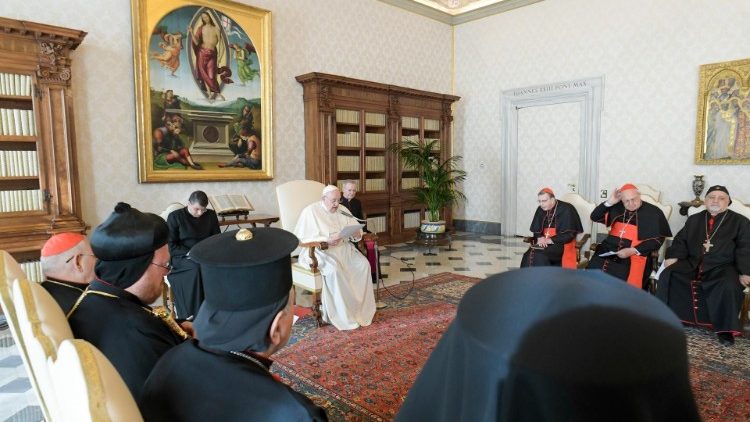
[{"xmin": 272, "ymin": 272, "xmax": 750, "ymax": 422}]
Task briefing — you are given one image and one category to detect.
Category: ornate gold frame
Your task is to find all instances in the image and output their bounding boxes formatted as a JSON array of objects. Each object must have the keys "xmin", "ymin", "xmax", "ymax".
[
  {"xmin": 131, "ymin": 0, "xmax": 273, "ymax": 182},
  {"xmin": 694, "ymin": 57, "xmax": 750, "ymax": 164}
]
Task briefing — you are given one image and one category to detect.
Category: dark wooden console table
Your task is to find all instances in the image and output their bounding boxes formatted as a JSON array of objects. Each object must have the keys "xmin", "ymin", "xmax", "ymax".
[
  {"xmin": 677, "ymin": 199, "xmax": 703, "ymax": 216},
  {"xmin": 413, "ymin": 231, "xmax": 452, "ymax": 254},
  {"xmin": 218, "ymin": 213, "xmax": 280, "ymax": 231}
]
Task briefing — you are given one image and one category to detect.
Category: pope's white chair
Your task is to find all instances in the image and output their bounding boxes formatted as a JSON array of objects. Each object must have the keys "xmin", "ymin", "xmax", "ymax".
[
  {"xmin": 560, "ymin": 193, "xmax": 596, "ymax": 268},
  {"xmin": 50, "ymin": 339, "xmax": 143, "ymax": 422},
  {"xmin": 276, "ymin": 180, "xmax": 327, "ymax": 326}
]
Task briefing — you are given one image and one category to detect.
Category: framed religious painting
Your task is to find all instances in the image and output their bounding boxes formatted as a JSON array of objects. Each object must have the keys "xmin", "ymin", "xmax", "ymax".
[
  {"xmin": 131, "ymin": 0, "xmax": 273, "ymax": 182},
  {"xmin": 694, "ymin": 57, "xmax": 750, "ymax": 165}
]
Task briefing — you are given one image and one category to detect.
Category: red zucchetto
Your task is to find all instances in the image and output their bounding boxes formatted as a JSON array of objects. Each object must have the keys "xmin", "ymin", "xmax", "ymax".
[
  {"xmin": 619, "ymin": 183, "xmax": 638, "ymax": 192},
  {"xmin": 41, "ymin": 233, "xmax": 86, "ymax": 257}
]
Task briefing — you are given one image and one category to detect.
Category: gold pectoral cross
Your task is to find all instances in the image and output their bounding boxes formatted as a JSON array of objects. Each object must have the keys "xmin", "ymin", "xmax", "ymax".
[
  {"xmin": 703, "ymin": 240, "xmax": 713, "ymax": 253},
  {"xmin": 618, "ymin": 227, "xmax": 627, "ymax": 238}
]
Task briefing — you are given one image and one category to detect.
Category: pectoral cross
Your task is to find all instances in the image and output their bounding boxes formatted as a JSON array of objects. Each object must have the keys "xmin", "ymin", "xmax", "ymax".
[
  {"xmin": 703, "ymin": 240, "xmax": 713, "ymax": 253},
  {"xmin": 544, "ymin": 232, "xmax": 550, "ymax": 239},
  {"xmin": 618, "ymin": 227, "xmax": 627, "ymax": 238}
]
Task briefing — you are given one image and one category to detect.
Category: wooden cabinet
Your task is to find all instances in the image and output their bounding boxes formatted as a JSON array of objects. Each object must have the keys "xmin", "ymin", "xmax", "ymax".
[
  {"xmin": 296, "ymin": 73, "xmax": 459, "ymax": 245},
  {"xmin": 0, "ymin": 18, "xmax": 88, "ymax": 278}
]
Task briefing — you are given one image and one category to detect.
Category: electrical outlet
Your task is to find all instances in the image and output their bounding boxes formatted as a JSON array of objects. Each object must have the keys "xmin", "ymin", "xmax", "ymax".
[
  {"xmin": 600, "ymin": 189, "xmax": 608, "ymax": 198},
  {"xmin": 567, "ymin": 184, "xmax": 576, "ymax": 192}
]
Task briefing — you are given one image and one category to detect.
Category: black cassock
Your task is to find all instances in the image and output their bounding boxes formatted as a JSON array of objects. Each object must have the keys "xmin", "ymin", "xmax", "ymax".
[
  {"xmin": 67, "ymin": 280, "xmax": 184, "ymax": 402},
  {"xmin": 141, "ymin": 340, "xmax": 328, "ymax": 422},
  {"xmin": 166, "ymin": 207, "xmax": 220, "ymax": 319},
  {"xmin": 587, "ymin": 201, "xmax": 671, "ymax": 289},
  {"xmin": 40, "ymin": 278, "xmax": 85, "ymax": 315},
  {"xmin": 340, "ymin": 196, "xmax": 369, "ymax": 232},
  {"xmin": 520, "ymin": 200, "xmax": 582, "ymax": 268},
  {"xmin": 656, "ymin": 209, "xmax": 750, "ymax": 333}
]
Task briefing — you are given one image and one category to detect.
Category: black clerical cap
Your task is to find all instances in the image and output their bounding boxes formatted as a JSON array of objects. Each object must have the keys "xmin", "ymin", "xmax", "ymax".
[
  {"xmin": 90, "ymin": 202, "xmax": 168, "ymax": 289},
  {"xmin": 190, "ymin": 227, "xmax": 299, "ymax": 352},
  {"xmin": 706, "ymin": 185, "xmax": 732, "ymax": 204}
]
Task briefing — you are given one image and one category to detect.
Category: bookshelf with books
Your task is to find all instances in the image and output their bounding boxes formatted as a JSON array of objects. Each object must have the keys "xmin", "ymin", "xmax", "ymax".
[
  {"xmin": 297, "ymin": 72, "xmax": 459, "ymax": 244},
  {"xmin": 0, "ymin": 18, "xmax": 88, "ymax": 266}
]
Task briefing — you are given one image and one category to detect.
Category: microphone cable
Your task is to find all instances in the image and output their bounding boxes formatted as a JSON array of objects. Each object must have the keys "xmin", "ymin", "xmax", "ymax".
[{"xmin": 376, "ymin": 254, "xmax": 417, "ymax": 301}]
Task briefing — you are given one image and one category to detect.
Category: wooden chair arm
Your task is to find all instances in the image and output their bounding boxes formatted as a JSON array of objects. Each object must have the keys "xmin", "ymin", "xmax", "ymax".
[
  {"xmin": 298, "ymin": 241, "xmax": 329, "ymax": 273},
  {"xmin": 575, "ymin": 234, "xmax": 591, "ymax": 249},
  {"xmin": 363, "ymin": 232, "xmax": 378, "ymax": 242}
]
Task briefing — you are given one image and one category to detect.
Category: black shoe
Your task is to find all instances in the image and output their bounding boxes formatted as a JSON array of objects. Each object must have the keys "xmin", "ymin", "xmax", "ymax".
[{"xmin": 717, "ymin": 332, "xmax": 735, "ymax": 346}]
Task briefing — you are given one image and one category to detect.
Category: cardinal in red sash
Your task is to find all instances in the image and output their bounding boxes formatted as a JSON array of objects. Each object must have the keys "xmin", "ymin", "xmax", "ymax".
[
  {"xmin": 521, "ymin": 187, "xmax": 583, "ymax": 269},
  {"xmin": 587, "ymin": 183, "xmax": 671, "ymax": 289}
]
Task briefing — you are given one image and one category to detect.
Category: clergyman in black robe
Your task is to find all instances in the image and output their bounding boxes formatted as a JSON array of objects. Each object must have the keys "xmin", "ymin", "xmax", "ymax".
[
  {"xmin": 587, "ymin": 184, "xmax": 671, "ymax": 289},
  {"xmin": 656, "ymin": 185, "xmax": 750, "ymax": 345},
  {"xmin": 166, "ymin": 190, "xmax": 220, "ymax": 319},
  {"xmin": 67, "ymin": 203, "xmax": 186, "ymax": 402},
  {"xmin": 396, "ymin": 268, "xmax": 700, "ymax": 422},
  {"xmin": 141, "ymin": 228, "xmax": 327, "ymax": 421},
  {"xmin": 339, "ymin": 180, "xmax": 369, "ymax": 232},
  {"xmin": 521, "ymin": 188, "xmax": 583, "ymax": 269}
]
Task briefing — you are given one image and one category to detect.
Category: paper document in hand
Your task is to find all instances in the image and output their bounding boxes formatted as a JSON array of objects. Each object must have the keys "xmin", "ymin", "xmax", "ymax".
[
  {"xmin": 338, "ymin": 224, "xmax": 365, "ymax": 239},
  {"xmin": 598, "ymin": 251, "xmax": 618, "ymax": 257},
  {"xmin": 655, "ymin": 261, "xmax": 667, "ymax": 280}
]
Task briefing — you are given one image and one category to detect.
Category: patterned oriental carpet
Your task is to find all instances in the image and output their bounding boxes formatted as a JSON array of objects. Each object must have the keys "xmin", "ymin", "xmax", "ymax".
[{"xmin": 272, "ymin": 272, "xmax": 750, "ymax": 422}]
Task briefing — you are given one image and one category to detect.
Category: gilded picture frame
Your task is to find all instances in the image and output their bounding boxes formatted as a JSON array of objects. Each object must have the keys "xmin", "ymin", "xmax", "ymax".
[
  {"xmin": 131, "ymin": 0, "xmax": 273, "ymax": 182},
  {"xmin": 694, "ymin": 57, "xmax": 750, "ymax": 164}
]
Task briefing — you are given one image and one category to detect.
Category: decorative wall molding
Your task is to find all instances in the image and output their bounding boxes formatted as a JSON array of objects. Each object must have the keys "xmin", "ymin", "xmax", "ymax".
[
  {"xmin": 377, "ymin": 0, "xmax": 542, "ymax": 25},
  {"xmin": 499, "ymin": 76, "xmax": 604, "ymax": 235}
]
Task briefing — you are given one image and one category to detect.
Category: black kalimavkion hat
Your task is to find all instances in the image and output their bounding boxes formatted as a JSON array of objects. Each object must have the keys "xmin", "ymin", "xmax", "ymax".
[
  {"xmin": 706, "ymin": 185, "xmax": 732, "ymax": 205},
  {"xmin": 190, "ymin": 227, "xmax": 299, "ymax": 352},
  {"xmin": 90, "ymin": 202, "xmax": 168, "ymax": 289}
]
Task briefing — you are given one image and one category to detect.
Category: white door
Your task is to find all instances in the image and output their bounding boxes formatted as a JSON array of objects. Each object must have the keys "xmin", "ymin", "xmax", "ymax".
[{"xmin": 514, "ymin": 103, "xmax": 581, "ymax": 236}]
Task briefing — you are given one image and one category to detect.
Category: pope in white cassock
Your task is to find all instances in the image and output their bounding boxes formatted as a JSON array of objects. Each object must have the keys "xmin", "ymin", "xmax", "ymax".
[{"xmin": 294, "ymin": 185, "xmax": 376, "ymax": 330}]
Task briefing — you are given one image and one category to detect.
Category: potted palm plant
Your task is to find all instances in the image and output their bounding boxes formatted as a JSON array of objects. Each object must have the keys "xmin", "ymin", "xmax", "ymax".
[{"xmin": 388, "ymin": 138, "xmax": 467, "ymax": 234}]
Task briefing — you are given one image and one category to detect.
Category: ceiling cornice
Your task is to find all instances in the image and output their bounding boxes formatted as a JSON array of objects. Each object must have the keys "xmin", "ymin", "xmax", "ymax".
[{"xmin": 377, "ymin": 0, "xmax": 544, "ymax": 25}]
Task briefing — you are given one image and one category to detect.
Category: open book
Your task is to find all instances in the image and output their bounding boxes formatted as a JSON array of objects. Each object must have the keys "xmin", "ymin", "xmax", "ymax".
[{"xmin": 209, "ymin": 194, "xmax": 254, "ymax": 214}]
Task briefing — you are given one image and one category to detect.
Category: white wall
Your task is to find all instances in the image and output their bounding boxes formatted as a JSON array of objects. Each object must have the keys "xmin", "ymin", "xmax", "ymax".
[
  {"xmin": 454, "ymin": 0, "xmax": 750, "ymax": 231},
  {"xmin": 0, "ymin": 0, "xmax": 452, "ymax": 226}
]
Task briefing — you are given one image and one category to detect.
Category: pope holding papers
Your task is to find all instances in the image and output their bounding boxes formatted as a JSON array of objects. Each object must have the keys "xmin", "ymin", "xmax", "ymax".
[{"xmin": 294, "ymin": 185, "xmax": 376, "ymax": 330}]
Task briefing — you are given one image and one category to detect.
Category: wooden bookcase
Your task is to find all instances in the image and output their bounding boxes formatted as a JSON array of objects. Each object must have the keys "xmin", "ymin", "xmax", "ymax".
[
  {"xmin": 296, "ymin": 73, "xmax": 459, "ymax": 245},
  {"xmin": 0, "ymin": 18, "xmax": 88, "ymax": 278}
]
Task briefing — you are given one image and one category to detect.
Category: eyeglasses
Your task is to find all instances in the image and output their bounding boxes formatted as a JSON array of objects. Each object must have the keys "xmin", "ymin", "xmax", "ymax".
[
  {"xmin": 65, "ymin": 253, "xmax": 96, "ymax": 264},
  {"xmin": 151, "ymin": 261, "xmax": 173, "ymax": 273}
]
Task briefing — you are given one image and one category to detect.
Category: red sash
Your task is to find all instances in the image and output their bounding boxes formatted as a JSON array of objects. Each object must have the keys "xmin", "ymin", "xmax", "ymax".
[
  {"xmin": 543, "ymin": 227, "xmax": 578, "ymax": 269},
  {"xmin": 609, "ymin": 222, "xmax": 646, "ymax": 288}
]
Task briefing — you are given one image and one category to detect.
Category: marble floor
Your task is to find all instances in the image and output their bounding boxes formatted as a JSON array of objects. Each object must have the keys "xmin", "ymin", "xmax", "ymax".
[{"xmin": 0, "ymin": 232, "xmax": 527, "ymax": 421}]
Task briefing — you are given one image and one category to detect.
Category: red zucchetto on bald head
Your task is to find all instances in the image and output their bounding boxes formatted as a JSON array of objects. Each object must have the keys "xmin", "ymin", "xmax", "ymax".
[
  {"xmin": 620, "ymin": 183, "xmax": 638, "ymax": 192},
  {"xmin": 41, "ymin": 233, "xmax": 86, "ymax": 257}
]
